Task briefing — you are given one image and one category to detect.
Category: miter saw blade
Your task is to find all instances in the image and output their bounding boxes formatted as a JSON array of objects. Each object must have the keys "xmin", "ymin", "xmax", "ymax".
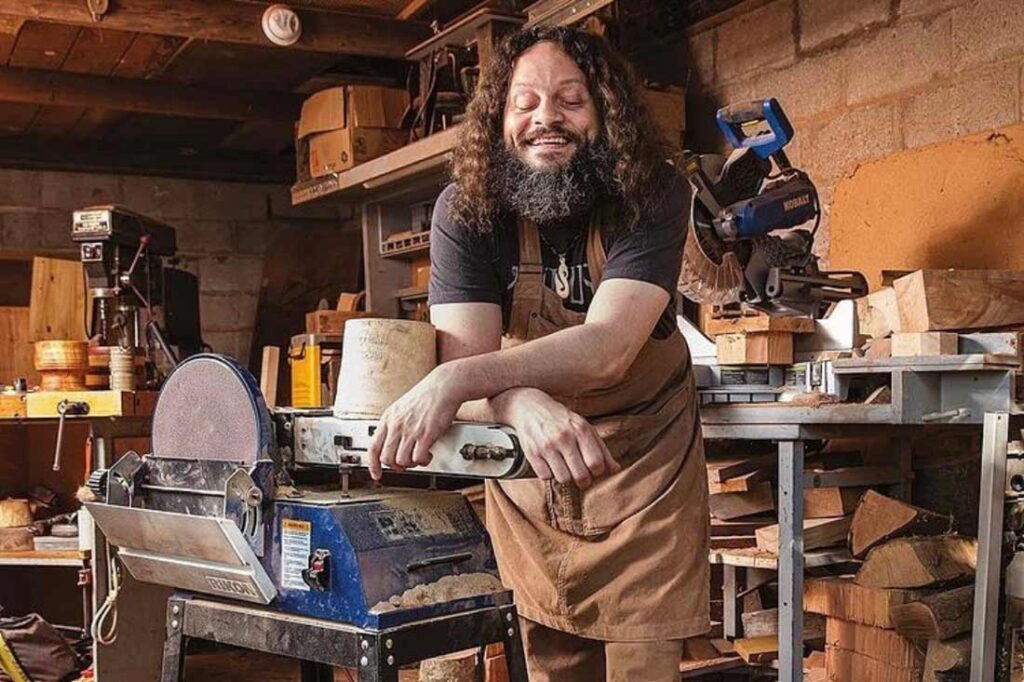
[{"xmin": 151, "ymin": 354, "xmax": 273, "ymax": 464}]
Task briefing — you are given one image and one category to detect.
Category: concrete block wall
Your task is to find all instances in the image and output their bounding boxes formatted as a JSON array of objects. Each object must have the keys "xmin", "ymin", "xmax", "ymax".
[
  {"xmin": 636, "ymin": 0, "xmax": 1024, "ymax": 260},
  {"xmin": 0, "ymin": 168, "xmax": 355, "ymax": 364}
]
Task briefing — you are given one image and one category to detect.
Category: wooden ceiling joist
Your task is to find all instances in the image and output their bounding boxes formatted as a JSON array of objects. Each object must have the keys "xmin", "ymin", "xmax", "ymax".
[
  {"xmin": 0, "ymin": 65, "xmax": 303, "ymax": 121},
  {"xmin": 0, "ymin": 0, "xmax": 431, "ymax": 59}
]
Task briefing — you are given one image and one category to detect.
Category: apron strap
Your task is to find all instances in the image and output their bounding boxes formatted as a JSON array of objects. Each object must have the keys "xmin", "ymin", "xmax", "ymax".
[
  {"xmin": 507, "ymin": 219, "xmax": 545, "ymax": 340},
  {"xmin": 585, "ymin": 216, "xmax": 608, "ymax": 287}
]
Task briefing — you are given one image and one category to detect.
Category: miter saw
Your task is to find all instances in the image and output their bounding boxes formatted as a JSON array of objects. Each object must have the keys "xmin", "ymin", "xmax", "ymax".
[
  {"xmin": 678, "ymin": 98, "xmax": 867, "ymax": 317},
  {"xmin": 85, "ymin": 354, "xmax": 527, "ymax": 630}
]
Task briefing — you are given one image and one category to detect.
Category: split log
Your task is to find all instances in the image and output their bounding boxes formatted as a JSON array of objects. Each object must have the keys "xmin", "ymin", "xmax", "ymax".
[
  {"xmin": 923, "ymin": 635, "xmax": 970, "ymax": 682},
  {"xmin": 889, "ymin": 585, "xmax": 974, "ymax": 641},
  {"xmin": 755, "ymin": 516, "xmax": 852, "ymax": 553},
  {"xmin": 849, "ymin": 490, "xmax": 955, "ymax": 559},
  {"xmin": 804, "ymin": 576, "xmax": 929, "ymax": 629},
  {"xmin": 855, "ymin": 536, "xmax": 976, "ymax": 589},
  {"xmin": 740, "ymin": 608, "xmax": 824, "ymax": 639},
  {"xmin": 825, "ymin": 646, "xmax": 922, "ymax": 682}
]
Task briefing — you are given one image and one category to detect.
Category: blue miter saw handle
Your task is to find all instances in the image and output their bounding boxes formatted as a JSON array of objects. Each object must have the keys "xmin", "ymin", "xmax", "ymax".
[{"xmin": 717, "ymin": 98, "xmax": 794, "ymax": 163}]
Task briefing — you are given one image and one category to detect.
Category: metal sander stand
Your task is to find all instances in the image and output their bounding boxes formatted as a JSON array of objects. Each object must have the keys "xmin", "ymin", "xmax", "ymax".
[{"xmin": 160, "ymin": 593, "xmax": 528, "ymax": 681}]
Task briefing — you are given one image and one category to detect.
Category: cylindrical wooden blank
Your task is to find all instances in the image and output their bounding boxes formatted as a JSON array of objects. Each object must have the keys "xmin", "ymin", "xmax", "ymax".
[
  {"xmin": 109, "ymin": 347, "xmax": 136, "ymax": 391},
  {"xmin": 0, "ymin": 499, "xmax": 32, "ymax": 528},
  {"xmin": 334, "ymin": 319, "xmax": 436, "ymax": 418},
  {"xmin": 34, "ymin": 340, "xmax": 89, "ymax": 391}
]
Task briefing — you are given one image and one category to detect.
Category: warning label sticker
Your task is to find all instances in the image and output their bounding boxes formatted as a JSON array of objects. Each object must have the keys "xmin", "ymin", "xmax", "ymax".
[{"xmin": 281, "ymin": 518, "xmax": 312, "ymax": 591}]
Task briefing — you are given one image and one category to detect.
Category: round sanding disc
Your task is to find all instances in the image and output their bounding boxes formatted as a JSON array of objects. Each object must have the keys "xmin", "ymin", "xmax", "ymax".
[{"xmin": 151, "ymin": 354, "xmax": 272, "ymax": 464}]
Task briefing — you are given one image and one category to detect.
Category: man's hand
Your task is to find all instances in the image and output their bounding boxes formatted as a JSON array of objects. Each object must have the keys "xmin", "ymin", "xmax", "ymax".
[
  {"xmin": 368, "ymin": 365, "xmax": 462, "ymax": 480},
  {"xmin": 501, "ymin": 387, "xmax": 620, "ymax": 488}
]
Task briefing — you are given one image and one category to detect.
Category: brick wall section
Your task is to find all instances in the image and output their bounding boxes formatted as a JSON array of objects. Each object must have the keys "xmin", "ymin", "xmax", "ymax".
[
  {"xmin": 0, "ymin": 168, "xmax": 354, "ymax": 364},
  {"xmin": 636, "ymin": 0, "xmax": 1024, "ymax": 260}
]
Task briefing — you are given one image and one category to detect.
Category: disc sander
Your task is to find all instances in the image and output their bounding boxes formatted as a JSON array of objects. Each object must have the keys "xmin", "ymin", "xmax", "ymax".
[{"xmin": 151, "ymin": 354, "xmax": 272, "ymax": 464}]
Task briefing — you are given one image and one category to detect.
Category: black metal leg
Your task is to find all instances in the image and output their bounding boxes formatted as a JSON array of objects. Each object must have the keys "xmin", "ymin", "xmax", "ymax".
[
  {"xmin": 300, "ymin": 660, "xmax": 335, "ymax": 682},
  {"xmin": 500, "ymin": 607, "xmax": 529, "ymax": 682},
  {"xmin": 160, "ymin": 597, "xmax": 187, "ymax": 682}
]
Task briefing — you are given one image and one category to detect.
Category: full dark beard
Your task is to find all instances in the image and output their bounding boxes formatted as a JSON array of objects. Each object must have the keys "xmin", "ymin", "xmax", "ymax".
[{"xmin": 492, "ymin": 136, "xmax": 616, "ymax": 224}]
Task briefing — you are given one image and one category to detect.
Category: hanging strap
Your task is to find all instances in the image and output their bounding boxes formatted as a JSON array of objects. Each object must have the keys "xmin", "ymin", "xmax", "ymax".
[{"xmin": 506, "ymin": 219, "xmax": 546, "ymax": 339}]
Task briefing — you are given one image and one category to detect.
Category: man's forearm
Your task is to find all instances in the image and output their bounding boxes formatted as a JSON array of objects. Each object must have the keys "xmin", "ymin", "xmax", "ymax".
[
  {"xmin": 444, "ymin": 321, "xmax": 629, "ymax": 405},
  {"xmin": 455, "ymin": 387, "xmax": 541, "ymax": 423}
]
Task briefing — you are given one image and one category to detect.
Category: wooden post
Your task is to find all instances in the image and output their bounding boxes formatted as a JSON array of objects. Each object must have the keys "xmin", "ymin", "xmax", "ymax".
[{"xmin": 260, "ymin": 346, "xmax": 281, "ymax": 409}]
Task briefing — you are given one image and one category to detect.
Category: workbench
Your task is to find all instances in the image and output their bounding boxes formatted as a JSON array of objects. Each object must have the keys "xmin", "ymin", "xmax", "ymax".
[
  {"xmin": 699, "ymin": 352, "xmax": 1021, "ymax": 682},
  {"xmin": 160, "ymin": 594, "xmax": 528, "ymax": 681}
]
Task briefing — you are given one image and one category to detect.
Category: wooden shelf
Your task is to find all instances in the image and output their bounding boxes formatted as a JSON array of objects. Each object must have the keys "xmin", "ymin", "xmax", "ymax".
[
  {"xmin": 380, "ymin": 231, "xmax": 430, "ymax": 259},
  {"xmin": 0, "ymin": 549, "xmax": 88, "ymax": 567},
  {"xmin": 395, "ymin": 285, "xmax": 428, "ymax": 302},
  {"xmin": 291, "ymin": 126, "xmax": 461, "ymax": 206}
]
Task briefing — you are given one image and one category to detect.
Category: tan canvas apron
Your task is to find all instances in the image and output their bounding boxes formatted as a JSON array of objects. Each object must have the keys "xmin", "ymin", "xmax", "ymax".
[{"xmin": 484, "ymin": 215, "xmax": 710, "ymax": 642}]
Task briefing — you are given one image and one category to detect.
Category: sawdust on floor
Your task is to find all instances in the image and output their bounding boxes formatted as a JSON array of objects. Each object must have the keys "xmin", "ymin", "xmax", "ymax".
[{"xmin": 370, "ymin": 572, "xmax": 505, "ymax": 613}]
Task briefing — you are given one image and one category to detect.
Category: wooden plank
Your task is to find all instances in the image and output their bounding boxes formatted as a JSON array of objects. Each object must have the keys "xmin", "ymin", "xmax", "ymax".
[
  {"xmin": 889, "ymin": 585, "xmax": 974, "ymax": 641},
  {"xmin": 28, "ymin": 257, "xmax": 87, "ymax": 343},
  {"xmin": 260, "ymin": 346, "xmax": 280, "ymax": 409},
  {"xmin": 709, "ymin": 535, "xmax": 756, "ymax": 550},
  {"xmin": 0, "ymin": 65, "xmax": 303, "ymax": 121},
  {"xmin": 0, "ymin": 16, "xmax": 24, "ymax": 66},
  {"xmin": 891, "ymin": 332, "xmax": 959, "ymax": 357},
  {"xmin": 895, "ymin": 269, "xmax": 1024, "ymax": 332},
  {"xmin": 857, "ymin": 288, "xmax": 901, "ymax": 339},
  {"xmin": 0, "ymin": 0, "xmax": 431, "ymax": 59},
  {"xmin": 825, "ymin": 646, "xmax": 921, "ymax": 682},
  {"xmin": 923, "ymin": 635, "xmax": 970, "ymax": 682},
  {"xmin": 708, "ymin": 467, "xmax": 770, "ymax": 494},
  {"xmin": 8, "ymin": 21, "xmax": 78, "ymax": 69},
  {"xmin": 734, "ymin": 635, "xmax": 779, "ymax": 664},
  {"xmin": 708, "ymin": 482, "xmax": 774, "ymax": 521},
  {"xmin": 705, "ymin": 315, "xmax": 815, "ymax": 336},
  {"xmin": 855, "ymin": 536, "xmax": 976, "ymax": 589},
  {"xmin": 848, "ymin": 490, "xmax": 955, "ymax": 559},
  {"xmin": 708, "ymin": 453, "xmax": 776, "ymax": 484},
  {"xmin": 26, "ymin": 390, "xmax": 134, "ymax": 417},
  {"xmin": 804, "ymin": 576, "xmax": 929, "ymax": 629},
  {"xmin": 755, "ymin": 515, "xmax": 852, "ymax": 553},
  {"xmin": 805, "ymin": 466, "xmax": 903, "ymax": 489},
  {"xmin": 710, "ymin": 515, "xmax": 775, "ymax": 536},
  {"xmin": 826, "ymin": 617, "xmax": 925, "ymax": 669},
  {"xmin": 682, "ymin": 636, "xmax": 720, "ymax": 661},
  {"xmin": 715, "ymin": 331, "xmax": 793, "ymax": 365},
  {"xmin": 0, "ymin": 306, "xmax": 37, "ymax": 386},
  {"xmin": 804, "ymin": 487, "xmax": 865, "ymax": 518},
  {"xmin": 740, "ymin": 609, "xmax": 825, "ymax": 639}
]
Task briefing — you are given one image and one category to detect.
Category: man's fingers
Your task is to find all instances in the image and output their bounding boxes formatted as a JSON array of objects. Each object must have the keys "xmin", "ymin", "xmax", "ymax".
[
  {"xmin": 575, "ymin": 426, "xmax": 607, "ymax": 478},
  {"xmin": 544, "ymin": 452, "xmax": 573, "ymax": 485},
  {"xmin": 412, "ymin": 438, "xmax": 434, "ymax": 467},
  {"xmin": 379, "ymin": 427, "xmax": 404, "ymax": 473},
  {"xmin": 523, "ymin": 446, "xmax": 554, "ymax": 480},
  {"xmin": 559, "ymin": 439, "xmax": 592, "ymax": 489},
  {"xmin": 368, "ymin": 423, "xmax": 387, "ymax": 480},
  {"xmin": 394, "ymin": 435, "xmax": 415, "ymax": 469}
]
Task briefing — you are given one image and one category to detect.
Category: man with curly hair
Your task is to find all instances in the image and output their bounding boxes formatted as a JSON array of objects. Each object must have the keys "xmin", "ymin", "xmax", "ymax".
[{"xmin": 369, "ymin": 25, "xmax": 708, "ymax": 681}]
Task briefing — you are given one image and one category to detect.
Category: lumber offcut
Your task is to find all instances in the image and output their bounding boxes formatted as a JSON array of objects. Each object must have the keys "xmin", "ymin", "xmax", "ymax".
[
  {"xmin": 804, "ymin": 487, "xmax": 865, "ymax": 518},
  {"xmin": 857, "ymin": 287, "xmax": 901, "ymax": 339},
  {"xmin": 740, "ymin": 608, "xmax": 824, "ymax": 639},
  {"xmin": 734, "ymin": 635, "xmax": 779, "ymax": 664},
  {"xmin": 889, "ymin": 585, "xmax": 974, "ymax": 641},
  {"xmin": 923, "ymin": 635, "xmax": 970, "ymax": 682},
  {"xmin": 708, "ymin": 482, "xmax": 774, "ymax": 521},
  {"xmin": 755, "ymin": 516, "xmax": 852, "ymax": 553},
  {"xmin": 894, "ymin": 269, "xmax": 1024, "ymax": 332},
  {"xmin": 804, "ymin": 576, "xmax": 928, "ymax": 629},
  {"xmin": 849, "ymin": 490, "xmax": 955, "ymax": 559},
  {"xmin": 855, "ymin": 536, "xmax": 976, "ymax": 589},
  {"xmin": 891, "ymin": 332, "xmax": 959, "ymax": 357},
  {"xmin": 825, "ymin": 646, "xmax": 922, "ymax": 682}
]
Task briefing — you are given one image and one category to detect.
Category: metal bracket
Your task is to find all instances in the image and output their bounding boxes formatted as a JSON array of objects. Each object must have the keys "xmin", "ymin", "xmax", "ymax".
[{"xmin": 224, "ymin": 469, "xmax": 265, "ymax": 557}]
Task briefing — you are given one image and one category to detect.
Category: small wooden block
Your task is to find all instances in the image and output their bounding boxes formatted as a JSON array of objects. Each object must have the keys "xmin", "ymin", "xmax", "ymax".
[
  {"xmin": 856, "ymin": 288, "xmax": 901, "ymax": 339},
  {"xmin": 708, "ymin": 482, "xmax": 775, "ymax": 521},
  {"xmin": 755, "ymin": 515, "xmax": 852, "ymax": 553},
  {"xmin": 26, "ymin": 390, "xmax": 135, "ymax": 417},
  {"xmin": 891, "ymin": 332, "xmax": 958, "ymax": 357},
  {"xmin": 709, "ymin": 535, "xmax": 757, "ymax": 550},
  {"xmin": 716, "ymin": 332, "xmax": 793, "ymax": 365},
  {"xmin": 710, "ymin": 514, "xmax": 776, "ymax": 536},
  {"xmin": 804, "ymin": 487, "xmax": 865, "ymax": 518},
  {"xmin": 0, "ymin": 393, "xmax": 26, "ymax": 418},
  {"xmin": 304, "ymin": 310, "xmax": 375, "ymax": 335},
  {"xmin": 734, "ymin": 635, "xmax": 779, "ymax": 664},
  {"xmin": 705, "ymin": 315, "xmax": 815, "ymax": 336},
  {"xmin": 804, "ymin": 576, "xmax": 929, "ymax": 629}
]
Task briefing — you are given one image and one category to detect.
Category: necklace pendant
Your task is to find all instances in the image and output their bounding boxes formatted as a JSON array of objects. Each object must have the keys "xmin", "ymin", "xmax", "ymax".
[{"xmin": 555, "ymin": 255, "xmax": 571, "ymax": 300}]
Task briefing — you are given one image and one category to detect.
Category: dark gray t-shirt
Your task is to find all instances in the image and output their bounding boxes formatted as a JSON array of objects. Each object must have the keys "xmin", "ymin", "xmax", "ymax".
[{"xmin": 427, "ymin": 172, "xmax": 690, "ymax": 338}]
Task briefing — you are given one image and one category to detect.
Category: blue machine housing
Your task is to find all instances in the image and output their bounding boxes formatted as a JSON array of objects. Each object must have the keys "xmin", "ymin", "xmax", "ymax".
[
  {"xmin": 716, "ymin": 98, "xmax": 794, "ymax": 159},
  {"xmin": 264, "ymin": 491, "xmax": 508, "ymax": 629}
]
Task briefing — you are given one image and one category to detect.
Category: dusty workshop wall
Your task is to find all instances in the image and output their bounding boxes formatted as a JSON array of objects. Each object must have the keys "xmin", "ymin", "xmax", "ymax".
[
  {"xmin": 0, "ymin": 168, "xmax": 356, "ymax": 365},
  {"xmin": 633, "ymin": 0, "xmax": 1024, "ymax": 266}
]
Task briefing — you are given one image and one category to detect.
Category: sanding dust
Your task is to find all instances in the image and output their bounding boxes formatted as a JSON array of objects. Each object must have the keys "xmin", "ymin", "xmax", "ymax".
[{"xmin": 370, "ymin": 573, "xmax": 505, "ymax": 613}]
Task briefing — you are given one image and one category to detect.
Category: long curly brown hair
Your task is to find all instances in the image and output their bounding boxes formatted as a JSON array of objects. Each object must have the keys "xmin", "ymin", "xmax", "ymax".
[{"xmin": 449, "ymin": 25, "xmax": 672, "ymax": 234}]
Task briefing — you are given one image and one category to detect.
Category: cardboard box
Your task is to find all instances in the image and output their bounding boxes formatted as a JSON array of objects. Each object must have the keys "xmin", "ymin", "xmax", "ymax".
[
  {"xmin": 297, "ymin": 85, "xmax": 408, "ymax": 139},
  {"xmin": 308, "ymin": 127, "xmax": 406, "ymax": 177}
]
